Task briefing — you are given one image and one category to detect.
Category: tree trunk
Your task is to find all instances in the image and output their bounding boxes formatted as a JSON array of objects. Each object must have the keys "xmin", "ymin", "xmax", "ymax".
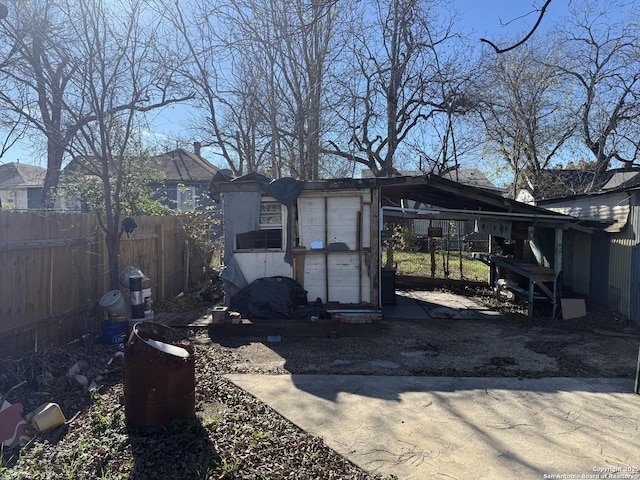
[
  {"xmin": 105, "ymin": 226, "xmax": 121, "ymax": 290},
  {"xmin": 41, "ymin": 143, "xmax": 66, "ymax": 209}
]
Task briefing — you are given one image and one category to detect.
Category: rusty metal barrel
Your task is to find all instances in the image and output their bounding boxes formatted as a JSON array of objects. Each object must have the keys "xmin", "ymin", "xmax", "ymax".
[{"xmin": 124, "ymin": 322, "xmax": 195, "ymax": 431}]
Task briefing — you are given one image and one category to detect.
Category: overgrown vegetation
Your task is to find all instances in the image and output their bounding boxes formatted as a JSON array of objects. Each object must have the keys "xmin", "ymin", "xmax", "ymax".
[
  {"xmin": 178, "ymin": 206, "xmax": 223, "ymax": 290},
  {"xmin": 385, "ymin": 251, "xmax": 489, "ymax": 282}
]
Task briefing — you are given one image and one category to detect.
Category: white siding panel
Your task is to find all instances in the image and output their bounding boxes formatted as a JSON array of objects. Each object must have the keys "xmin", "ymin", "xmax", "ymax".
[
  {"xmin": 327, "ymin": 254, "xmax": 367, "ymax": 303},
  {"xmin": 303, "ymin": 254, "xmax": 326, "ymax": 302},
  {"xmin": 298, "ymin": 197, "xmax": 326, "ymax": 248},
  {"xmin": 296, "ymin": 189, "xmax": 373, "ymax": 304},
  {"xmin": 327, "ymin": 197, "xmax": 360, "ymax": 250},
  {"xmin": 234, "ymin": 252, "xmax": 293, "ymax": 284},
  {"xmin": 302, "ymin": 253, "xmax": 371, "ymax": 304}
]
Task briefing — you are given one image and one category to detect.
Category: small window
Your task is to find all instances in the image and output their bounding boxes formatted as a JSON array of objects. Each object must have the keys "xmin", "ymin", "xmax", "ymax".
[
  {"xmin": 235, "ymin": 198, "xmax": 284, "ymax": 250},
  {"xmin": 260, "ymin": 200, "xmax": 283, "ymax": 228},
  {"xmin": 177, "ymin": 186, "xmax": 196, "ymax": 211}
]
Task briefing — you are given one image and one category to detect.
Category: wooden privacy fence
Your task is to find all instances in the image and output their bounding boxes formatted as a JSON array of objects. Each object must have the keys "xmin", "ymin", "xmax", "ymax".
[{"xmin": 0, "ymin": 211, "xmax": 196, "ymax": 353}]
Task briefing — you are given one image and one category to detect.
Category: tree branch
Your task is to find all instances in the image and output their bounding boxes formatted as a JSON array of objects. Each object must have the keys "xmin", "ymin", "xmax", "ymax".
[{"xmin": 480, "ymin": 0, "xmax": 552, "ymax": 54}]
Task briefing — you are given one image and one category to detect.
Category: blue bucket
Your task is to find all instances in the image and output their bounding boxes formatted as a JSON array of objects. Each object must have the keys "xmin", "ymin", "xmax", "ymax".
[{"xmin": 102, "ymin": 320, "xmax": 126, "ymax": 345}]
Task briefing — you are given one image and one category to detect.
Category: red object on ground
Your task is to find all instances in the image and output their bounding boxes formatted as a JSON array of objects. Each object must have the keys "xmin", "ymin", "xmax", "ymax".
[{"xmin": 0, "ymin": 402, "xmax": 30, "ymax": 448}]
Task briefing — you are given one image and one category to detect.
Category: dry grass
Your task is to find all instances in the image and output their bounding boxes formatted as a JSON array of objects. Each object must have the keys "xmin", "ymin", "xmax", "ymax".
[{"xmin": 385, "ymin": 250, "xmax": 489, "ymax": 282}]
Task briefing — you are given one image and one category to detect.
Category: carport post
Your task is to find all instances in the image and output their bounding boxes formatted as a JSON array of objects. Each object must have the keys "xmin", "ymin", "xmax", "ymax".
[
  {"xmin": 488, "ymin": 234, "xmax": 496, "ymax": 286},
  {"xmin": 553, "ymin": 228, "xmax": 563, "ymax": 319},
  {"xmin": 634, "ymin": 345, "xmax": 640, "ymax": 395}
]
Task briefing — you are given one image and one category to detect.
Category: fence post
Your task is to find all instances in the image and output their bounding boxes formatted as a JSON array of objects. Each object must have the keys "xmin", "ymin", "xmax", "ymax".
[
  {"xmin": 183, "ymin": 239, "xmax": 190, "ymax": 294},
  {"xmin": 157, "ymin": 222, "xmax": 165, "ymax": 301}
]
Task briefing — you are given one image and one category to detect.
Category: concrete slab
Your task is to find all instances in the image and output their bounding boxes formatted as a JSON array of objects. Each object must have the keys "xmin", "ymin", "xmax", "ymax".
[
  {"xmin": 386, "ymin": 291, "xmax": 501, "ymax": 320},
  {"xmin": 226, "ymin": 374, "xmax": 640, "ymax": 480}
]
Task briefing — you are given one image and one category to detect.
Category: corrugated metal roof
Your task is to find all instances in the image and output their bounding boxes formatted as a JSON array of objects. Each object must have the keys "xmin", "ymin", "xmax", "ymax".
[{"xmin": 213, "ymin": 173, "xmax": 607, "ymax": 230}]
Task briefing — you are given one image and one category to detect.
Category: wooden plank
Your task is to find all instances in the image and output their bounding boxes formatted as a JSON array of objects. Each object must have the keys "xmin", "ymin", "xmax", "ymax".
[
  {"xmin": 293, "ymin": 249, "xmax": 305, "ymax": 285},
  {"xmin": 370, "ymin": 188, "xmax": 380, "ymax": 308},
  {"xmin": 0, "ymin": 237, "xmax": 91, "ymax": 251},
  {"xmin": 208, "ymin": 320, "xmax": 382, "ymax": 338}
]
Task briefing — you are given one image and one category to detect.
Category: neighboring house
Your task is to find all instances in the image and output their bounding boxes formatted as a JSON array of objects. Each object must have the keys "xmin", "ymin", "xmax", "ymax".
[
  {"xmin": 514, "ymin": 168, "xmax": 615, "ymax": 204},
  {"xmin": 0, "ymin": 162, "xmax": 46, "ymax": 210},
  {"xmin": 149, "ymin": 145, "xmax": 218, "ymax": 211},
  {"xmin": 210, "ymin": 172, "xmax": 591, "ymax": 314},
  {"xmin": 538, "ymin": 168, "xmax": 640, "ymax": 324},
  {"xmin": 60, "ymin": 144, "xmax": 219, "ymax": 212}
]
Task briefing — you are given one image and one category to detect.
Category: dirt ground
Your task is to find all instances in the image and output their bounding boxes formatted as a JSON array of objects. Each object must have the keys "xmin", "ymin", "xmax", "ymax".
[{"xmin": 202, "ymin": 290, "xmax": 640, "ymax": 380}]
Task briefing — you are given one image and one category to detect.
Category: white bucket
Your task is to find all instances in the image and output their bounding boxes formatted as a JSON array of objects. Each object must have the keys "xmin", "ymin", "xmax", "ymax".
[
  {"xmin": 30, "ymin": 403, "xmax": 66, "ymax": 432},
  {"xmin": 99, "ymin": 290, "xmax": 129, "ymax": 317}
]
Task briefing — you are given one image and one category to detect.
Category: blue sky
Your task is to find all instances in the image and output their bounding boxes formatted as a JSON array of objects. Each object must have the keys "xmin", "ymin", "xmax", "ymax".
[{"xmin": 0, "ymin": 0, "xmax": 573, "ymax": 169}]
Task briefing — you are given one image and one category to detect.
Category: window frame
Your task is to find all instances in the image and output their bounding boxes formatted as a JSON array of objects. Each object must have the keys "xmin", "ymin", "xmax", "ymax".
[{"xmin": 177, "ymin": 185, "xmax": 196, "ymax": 211}]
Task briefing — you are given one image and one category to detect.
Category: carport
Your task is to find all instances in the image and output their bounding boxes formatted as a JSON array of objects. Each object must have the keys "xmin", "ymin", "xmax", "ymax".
[{"xmin": 376, "ymin": 175, "xmax": 612, "ymax": 317}]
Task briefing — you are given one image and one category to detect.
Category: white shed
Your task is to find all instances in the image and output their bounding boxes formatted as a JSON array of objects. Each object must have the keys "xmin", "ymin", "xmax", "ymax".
[{"xmin": 212, "ymin": 173, "xmax": 380, "ymax": 308}]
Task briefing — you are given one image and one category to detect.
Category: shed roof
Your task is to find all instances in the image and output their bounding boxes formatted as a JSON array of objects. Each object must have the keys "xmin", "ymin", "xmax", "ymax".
[
  {"xmin": 362, "ymin": 168, "xmax": 500, "ymax": 192},
  {"xmin": 210, "ymin": 173, "xmax": 610, "ymax": 230}
]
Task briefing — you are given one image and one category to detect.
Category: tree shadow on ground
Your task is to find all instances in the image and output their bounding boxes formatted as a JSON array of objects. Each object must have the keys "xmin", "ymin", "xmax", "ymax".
[{"xmin": 127, "ymin": 418, "xmax": 221, "ymax": 480}]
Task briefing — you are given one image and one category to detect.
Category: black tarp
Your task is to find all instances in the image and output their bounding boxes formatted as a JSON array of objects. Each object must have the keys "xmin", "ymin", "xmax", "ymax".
[
  {"xmin": 230, "ymin": 276, "xmax": 330, "ymax": 321},
  {"xmin": 210, "ymin": 172, "xmax": 305, "ymax": 266}
]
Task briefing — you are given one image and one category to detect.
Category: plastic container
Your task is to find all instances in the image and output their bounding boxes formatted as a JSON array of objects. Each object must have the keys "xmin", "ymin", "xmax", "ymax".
[
  {"xmin": 30, "ymin": 403, "xmax": 66, "ymax": 432},
  {"xmin": 124, "ymin": 322, "xmax": 195, "ymax": 431},
  {"xmin": 119, "ymin": 266, "xmax": 150, "ymax": 289},
  {"xmin": 99, "ymin": 290, "xmax": 129, "ymax": 317},
  {"xmin": 102, "ymin": 320, "xmax": 126, "ymax": 345}
]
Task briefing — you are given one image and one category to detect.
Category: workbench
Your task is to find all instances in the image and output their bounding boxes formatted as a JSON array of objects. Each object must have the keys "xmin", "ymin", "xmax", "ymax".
[{"xmin": 472, "ymin": 253, "xmax": 560, "ymax": 318}]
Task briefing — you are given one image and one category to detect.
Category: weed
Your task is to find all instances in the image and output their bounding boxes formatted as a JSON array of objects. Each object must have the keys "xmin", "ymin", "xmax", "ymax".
[{"xmin": 213, "ymin": 456, "xmax": 241, "ymax": 478}]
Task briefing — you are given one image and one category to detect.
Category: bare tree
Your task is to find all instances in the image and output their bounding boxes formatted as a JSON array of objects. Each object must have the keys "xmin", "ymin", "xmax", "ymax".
[
  {"xmin": 64, "ymin": 0, "xmax": 190, "ymax": 289},
  {"xmin": 0, "ymin": 0, "xmax": 91, "ymax": 208},
  {"xmin": 323, "ymin": 0, "xmax": 464, "ymax": 177},
  {"xmin": 553, "ymin": 0, "xmax": 640, "ymax": 189},
  {"xmin": 0, "ymin": 107, "xmax": 27, "ymax": 160},
  {"xmin": 476, "ymin": 39, "xmax": 577, "ymax": 199},
  {"xmin": 407, "ymin": 44, "xmax": 480, "ymax": 178},
  {"xmin": 164, "ymin": 0, "xmax": 338, "ymax": 180}
]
